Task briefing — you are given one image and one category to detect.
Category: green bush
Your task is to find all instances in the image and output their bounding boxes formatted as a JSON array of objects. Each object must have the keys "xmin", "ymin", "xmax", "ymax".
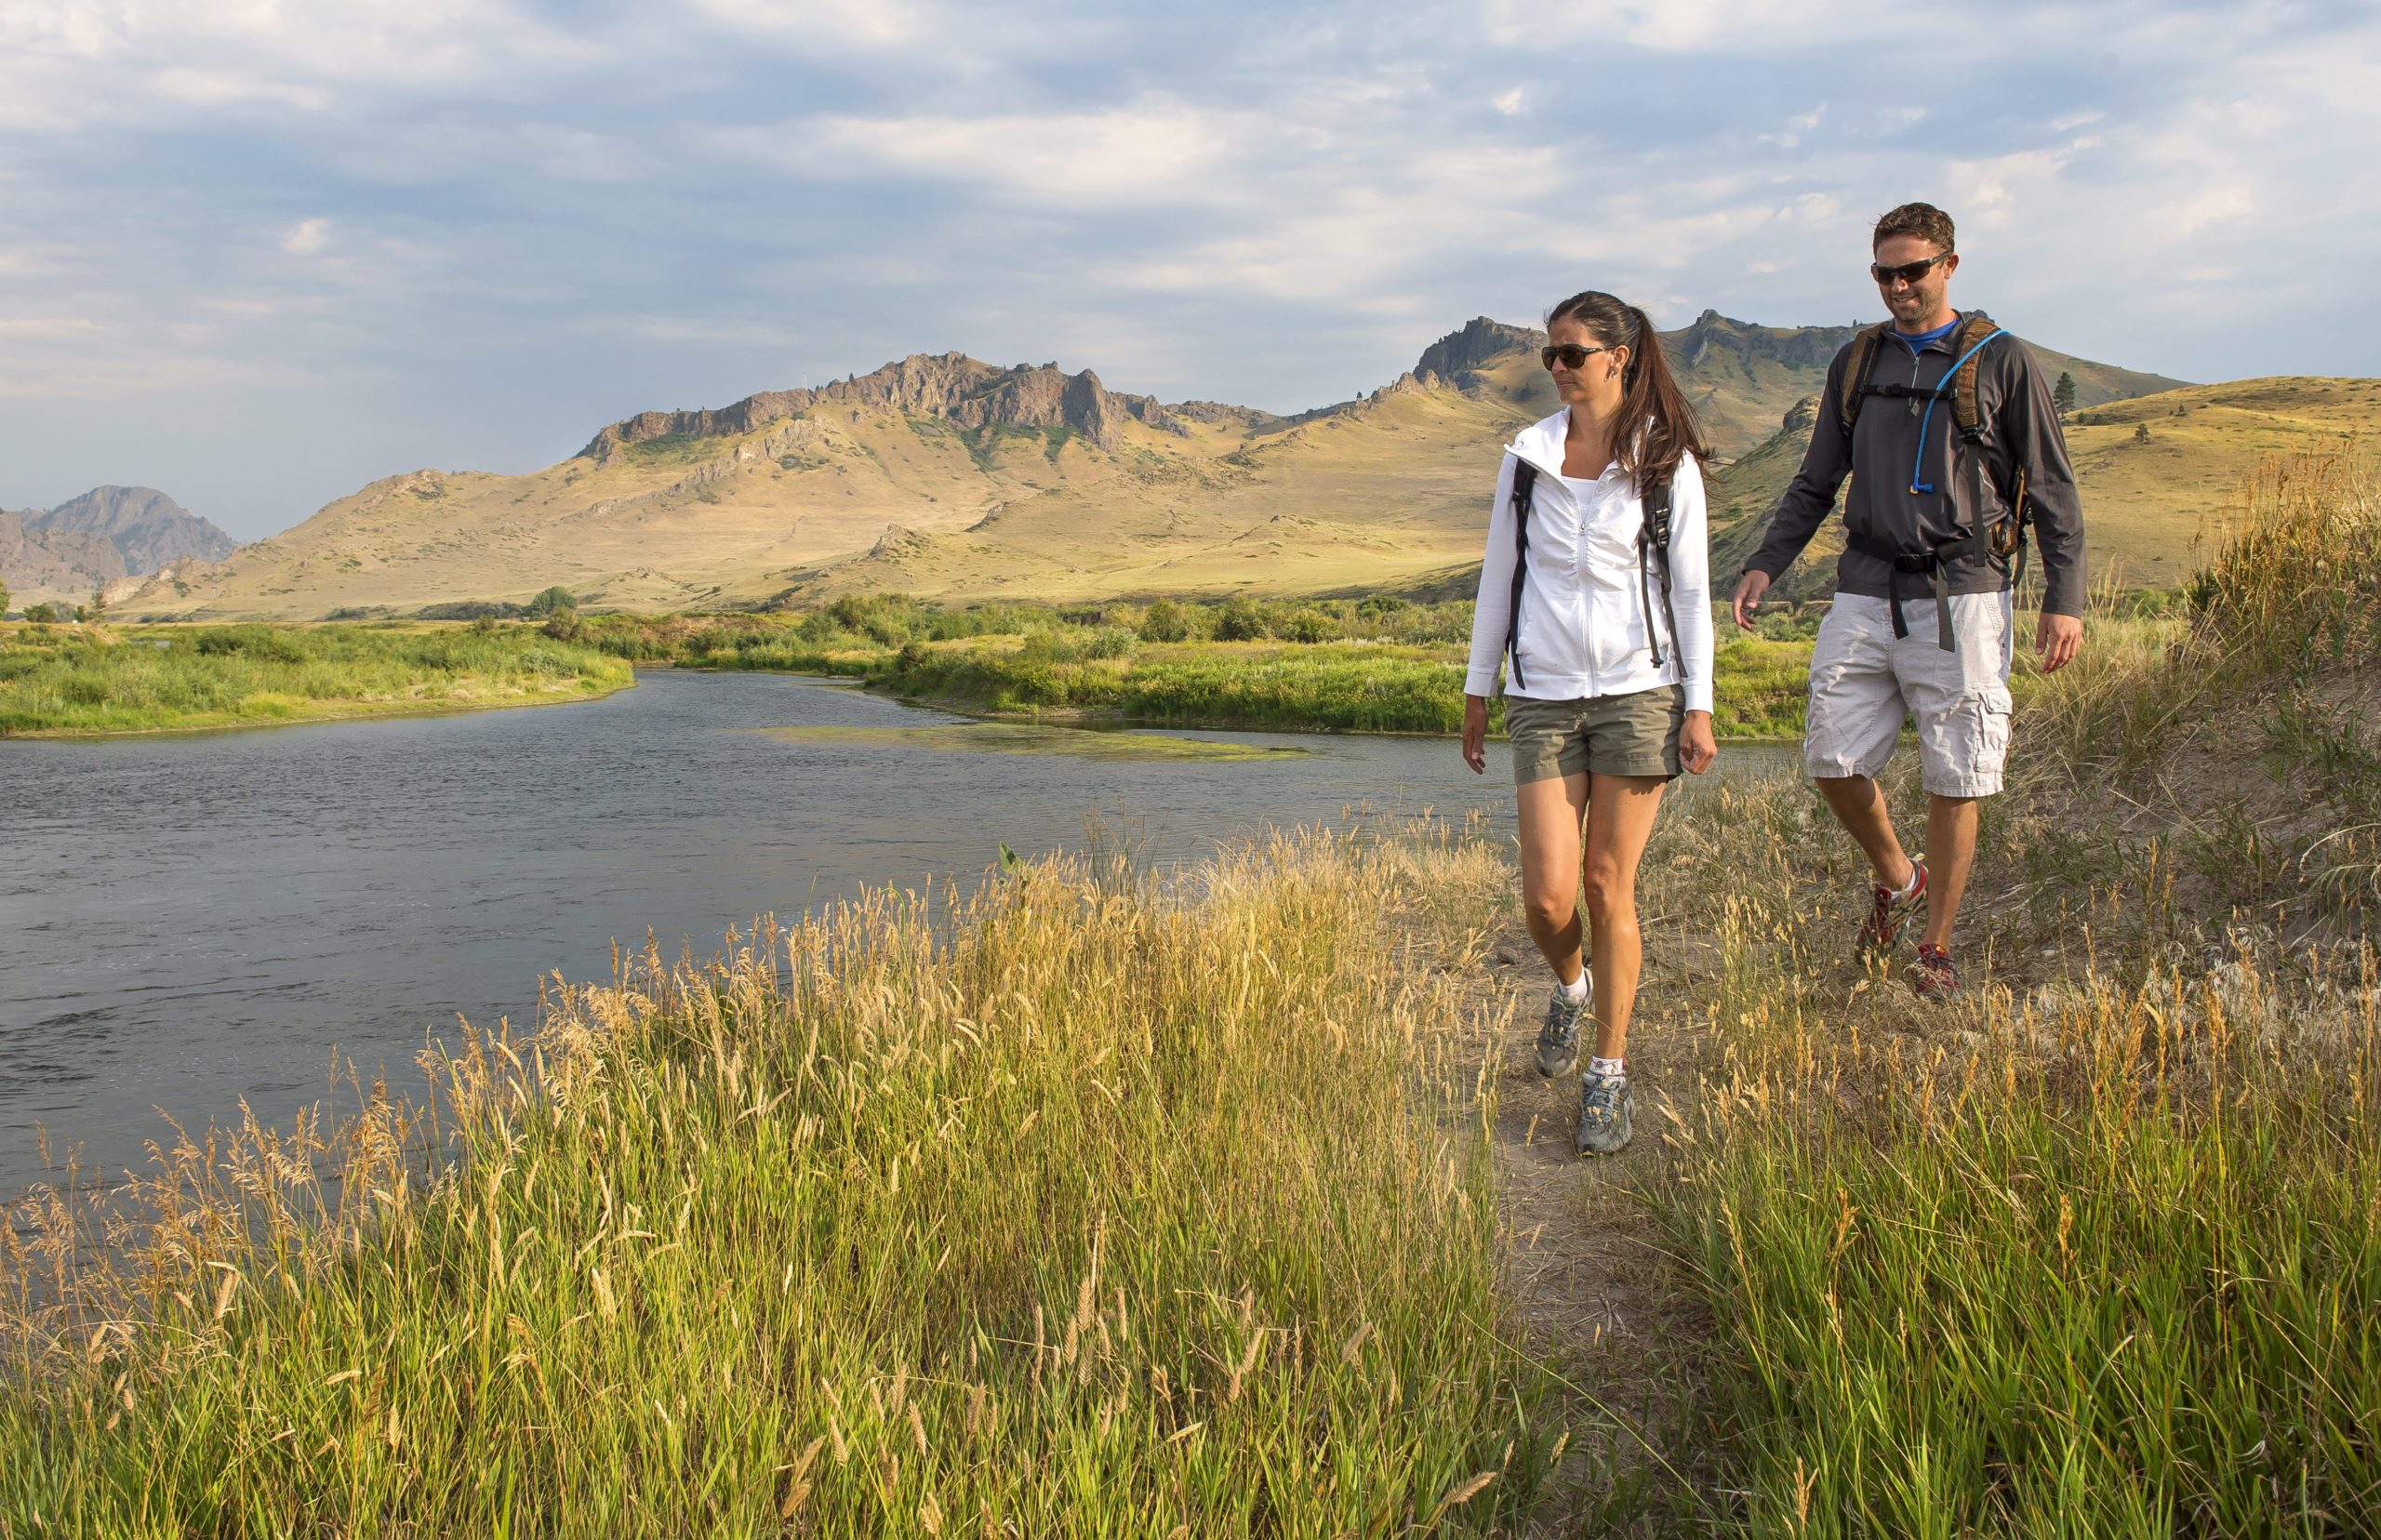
[{"xmin": 1213, "ymin": 596, "xmax": 1268, "ymax": 642}]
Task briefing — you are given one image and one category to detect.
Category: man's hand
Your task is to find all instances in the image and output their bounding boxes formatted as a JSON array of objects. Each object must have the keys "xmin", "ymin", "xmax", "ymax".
[
  {"xmin": 1461, "ymin": 695, "xmax": 1489, "ymax": 775},
  {"xmin": 1680, "ymin": 710, "xmax": 1718, "ymax": 775},
  {"xmin": 1731, "ymin": 570, "xmax": 1772, "ymax": 630},
  {"xmin": 2037, "ymin": 610, "xmax": 2082, "ymax": 673}
]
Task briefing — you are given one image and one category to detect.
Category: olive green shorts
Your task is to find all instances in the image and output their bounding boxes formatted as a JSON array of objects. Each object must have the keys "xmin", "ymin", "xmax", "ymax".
[{"xmin": 1506, "ymin": 686, "xmax": 1683, "ymax": 785}]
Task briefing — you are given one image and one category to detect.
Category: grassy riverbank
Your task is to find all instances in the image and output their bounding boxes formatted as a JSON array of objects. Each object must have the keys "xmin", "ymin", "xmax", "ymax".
[
  {"xmin": 573, "ymin": 597, "xmax": 1820, "ymax": 738},
  {"xmin": 0, "ymin": 622, "xmax": 633, "ymax": 737},
  {"xmin": 1, "ymin": 827, "xmax": 1554, "ymax": 1533}
]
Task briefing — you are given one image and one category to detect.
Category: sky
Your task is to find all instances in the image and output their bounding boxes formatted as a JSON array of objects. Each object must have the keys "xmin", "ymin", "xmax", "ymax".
[{"xmin": 2, "ymin": 0, "xmax": 2375, "ymax": 540}]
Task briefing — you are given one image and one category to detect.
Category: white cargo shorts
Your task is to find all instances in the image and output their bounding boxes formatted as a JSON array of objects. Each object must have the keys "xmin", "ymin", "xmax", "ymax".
[{"xmin": 1803, "ymin": 591, "xmax": 2014, "ymax": 798}]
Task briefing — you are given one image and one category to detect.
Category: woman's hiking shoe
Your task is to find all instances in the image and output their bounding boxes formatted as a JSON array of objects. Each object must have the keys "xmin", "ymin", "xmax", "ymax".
[
  {"xmin": 1859, "ymin": 859, "xmax": 1929, "ymax": 954},
  {"xmin": 1535, "ymin": 988, "xmax": 1585, "ymax": 1078},
  {"xmin": 1912, "ymin": 943, "xmax": 1959, "ymax": 1001},
  {"xmin": 1576, "ymin": 1072, "xmax": 1635, "ymax": 1157}
]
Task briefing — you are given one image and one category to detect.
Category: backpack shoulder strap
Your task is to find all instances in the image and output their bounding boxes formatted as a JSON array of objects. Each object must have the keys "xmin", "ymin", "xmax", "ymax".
[
  {"xmin": 1503, "ymin": 458, "xmax": 1538, "ymax": 691},
  {"xmin": 1642, "ymin": 476, "xmax": 1673, "ymax": 563},
  {"xmin": 1949, "ymin": 312, "xmax": 2002, "ymax": 440},
  {"xmin": 1838, "ymin": 325, "xmax": 1893, "ymax": 435}
]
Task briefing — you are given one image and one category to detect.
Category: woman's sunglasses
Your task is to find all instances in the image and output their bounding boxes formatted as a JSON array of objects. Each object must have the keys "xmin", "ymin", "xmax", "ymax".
[
  {"xmin": 1539, "ymin": 343, "xmax": 1615, "ymax": 371},
  {"xmin": 1870, "ymin": 252, "xmax": 1950, "ymax": 287}
]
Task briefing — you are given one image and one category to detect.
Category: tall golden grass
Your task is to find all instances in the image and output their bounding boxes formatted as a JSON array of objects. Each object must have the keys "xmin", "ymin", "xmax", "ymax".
[{"xmin": 2, "ymin": 826, "xmax": 1555, "ymax": 1534}]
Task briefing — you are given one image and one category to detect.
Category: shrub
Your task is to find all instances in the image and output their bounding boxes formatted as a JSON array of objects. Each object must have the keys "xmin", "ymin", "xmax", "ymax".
[
  {"xmin": 1082, "ymin": 626, "xmax": 1138, "ymax": 660},
  {"xmin": 528, "ymin": 586, "xmax": 578, "ymax": 617},
  {"xmin": 1138, "ymin": 599, "xmax": 1190, "ymax": 643},
  {"xmin": 1213, "ymin": 596, "xmax": 1268, "ymax": 642},
  {"xmin": 1279, "ymin": 607, "xmax": 1337, "ymax": 644}
]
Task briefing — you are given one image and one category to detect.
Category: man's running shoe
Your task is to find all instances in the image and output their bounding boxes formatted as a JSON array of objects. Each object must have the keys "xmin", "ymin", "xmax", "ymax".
[
  {"xmin": 1912, "ymin": 943, "xmax": 1959, "ymax": 1001},
  {"xmin": 1859, "ymin": 858, "xmax": 1928, "ymax": 954},
  {"xmin": 1535, "ymin": 987, "xmax": 1585, "ymax": 1079},
  {"xmin": 1576, "ymin": 1072, "xmax": 1635, "ymax": 1157}
]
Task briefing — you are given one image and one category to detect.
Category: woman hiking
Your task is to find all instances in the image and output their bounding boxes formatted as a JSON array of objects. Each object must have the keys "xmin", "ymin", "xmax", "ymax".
[{"xmin": 1460, "ymin": 290, "xmax": 1718, "ymax": 1157}]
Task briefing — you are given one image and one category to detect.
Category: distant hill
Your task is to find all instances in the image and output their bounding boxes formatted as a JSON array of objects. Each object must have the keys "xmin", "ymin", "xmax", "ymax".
[
  {"xmin": 3, "ymin": 486, "xmax": 237, "ymax": 611},
  {"xmin": 113, "ymin": 318, "xmax": 2201, "ymax": 620}
]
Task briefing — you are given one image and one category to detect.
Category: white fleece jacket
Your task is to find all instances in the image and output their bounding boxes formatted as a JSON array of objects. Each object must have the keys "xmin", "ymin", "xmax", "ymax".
[{"xmin": 1463, "ymin": 407, "xmax": 1715, "ymax": 712}]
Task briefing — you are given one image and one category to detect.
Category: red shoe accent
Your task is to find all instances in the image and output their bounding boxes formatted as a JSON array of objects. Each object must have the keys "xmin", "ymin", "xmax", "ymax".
[{"xmin": 1859, "ymin": 858, "xmax": 1928, "ymax": 953}]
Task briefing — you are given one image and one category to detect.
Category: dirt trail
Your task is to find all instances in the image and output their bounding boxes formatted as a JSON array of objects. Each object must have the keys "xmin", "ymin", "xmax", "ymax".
[{"xmin": 1454, "ymin": 916, "xmax": 1719, "ymax": 1537}]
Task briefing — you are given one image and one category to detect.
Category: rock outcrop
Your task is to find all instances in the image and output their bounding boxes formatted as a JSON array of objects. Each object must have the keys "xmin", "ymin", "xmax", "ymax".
[
  {"xmin": 579, "ymin": 353, "xmax": 1191, "ymax": 463},
  {"xmin": 1412, "ymin": 317, "xmax": 1544, "ymax": 389}
]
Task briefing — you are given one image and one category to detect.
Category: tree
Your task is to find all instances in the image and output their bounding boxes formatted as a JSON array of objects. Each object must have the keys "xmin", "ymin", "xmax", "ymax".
[
  {"xmin": 2053, "ymin": 371, "xmax": 2078, "ymax": 418},
  {"xmin": 0, "ymin": 578, "xmax": 10, "ymax": 617},
  {"xmin": 2134, "ymin": 422, "xmax": 2152, "ymax": 444},
  {"xmin": 528, "ymin": 585, "xmax": 578, "ymax": 617},
  {"xmin": 86, "ymin": 585, "xmax": 109, "ymax": 623},
  {"xmin": 22, "ymin": 602, "xmax": 57, "ymax": 623}
]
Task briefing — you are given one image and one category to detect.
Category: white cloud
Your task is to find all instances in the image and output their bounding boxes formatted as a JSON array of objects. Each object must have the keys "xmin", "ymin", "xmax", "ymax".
[{"xmin": 279, "ymin": 219, "xmax": 332, "ymax": 256}]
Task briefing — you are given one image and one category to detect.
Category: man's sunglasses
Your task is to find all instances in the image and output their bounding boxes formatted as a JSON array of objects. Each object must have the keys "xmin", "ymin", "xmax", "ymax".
[
  {"xmin": 1871, "ymin": 253, "xmax": 1950, "ymax": 286},
  {"xmin": 1540, "ymin": 343, "xmax": 1616, "ymax": 371}
]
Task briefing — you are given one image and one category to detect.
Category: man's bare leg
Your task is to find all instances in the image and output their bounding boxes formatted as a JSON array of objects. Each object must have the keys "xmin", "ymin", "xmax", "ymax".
[
  {"xmin": 1920, "ymin": 793, "xmax": 1978, "ymax": 949},
  {"xmin": 1814, "ymin": 774, "xmax": 1918, "ymax": 892}
]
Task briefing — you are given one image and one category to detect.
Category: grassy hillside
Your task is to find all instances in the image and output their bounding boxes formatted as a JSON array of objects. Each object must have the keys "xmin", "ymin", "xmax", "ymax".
[{"xmin": 117, "ymin": 316, "xmax": 2187, "ymax": 623}]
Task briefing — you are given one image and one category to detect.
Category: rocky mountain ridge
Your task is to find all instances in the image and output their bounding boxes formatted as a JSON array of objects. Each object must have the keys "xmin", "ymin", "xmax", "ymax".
[
  {"xmin": 580, "ymin": 352, "xmax": 1199, "ymax": 463},
  {"xmin": 3, "ymin": 486, "xmax": 238, "ymax": 609}
]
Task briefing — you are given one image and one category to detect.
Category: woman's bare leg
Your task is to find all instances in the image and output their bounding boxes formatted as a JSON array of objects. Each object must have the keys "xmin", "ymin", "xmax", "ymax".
[
  {"xmin": 1580, "ymin": 773, "xmax": 1669, "ymax": 1061},
  {"xmin": 1515, "ymin": 773, "xmax": 1591, "ymax": 984}
]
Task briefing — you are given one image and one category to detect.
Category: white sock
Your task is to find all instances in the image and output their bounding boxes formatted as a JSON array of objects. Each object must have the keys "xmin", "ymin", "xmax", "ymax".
[
  {"xmin": 1557, "ymin": 974, "xmax": 1588, "ymax": 1002},
  {"xmin": 1890, "ymin": 862, "xmax": 1922, "ymax": 899},
  {"xmin": 1588, "ymin": 1055, "xmax": 1626, "ymax": 1080}
]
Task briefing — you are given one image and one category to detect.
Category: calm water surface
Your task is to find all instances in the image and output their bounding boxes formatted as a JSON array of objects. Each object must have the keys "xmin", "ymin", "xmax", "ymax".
[{"xmin": 1, "ymin": 671, "xmax": 1795, "ymax": 1196}]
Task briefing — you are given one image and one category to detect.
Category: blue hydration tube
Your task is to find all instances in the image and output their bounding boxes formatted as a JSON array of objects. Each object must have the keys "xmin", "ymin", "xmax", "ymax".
[{"xmin": 1909, "ymin": 328, "xmax": 2006, "ymax": 494}]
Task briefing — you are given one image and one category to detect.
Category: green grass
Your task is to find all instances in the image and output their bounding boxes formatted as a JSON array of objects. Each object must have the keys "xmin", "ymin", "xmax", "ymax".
[
  {"xmin": 576, "ymin": 600, "xmax": 1816, "ymax": 738},
  {"xmin": 1, "ymin": 829, "xmax": 1555, "ymax": 1534},
  {"xmin": 0, "ymin": 622, "xmax": 634, "ymax": 737}
]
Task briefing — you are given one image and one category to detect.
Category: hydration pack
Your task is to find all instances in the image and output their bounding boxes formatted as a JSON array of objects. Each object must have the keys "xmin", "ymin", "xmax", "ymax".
[
  {"xmin": 1837, "ymin": 312, "xmax": 2036, "ymax": 650},
  {"xmin": 1501, "ymin": 460, "xmax": 1677, "ymax": 693}
]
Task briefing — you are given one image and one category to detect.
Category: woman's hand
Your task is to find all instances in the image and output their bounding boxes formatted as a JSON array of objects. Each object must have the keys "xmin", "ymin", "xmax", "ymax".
[
  {"xmin": 1680, "ymin": 710, "xmax": 1718, "ymax": 775},
  {"xmin": 1461, "ymin": 695, "xmax": 1489, "ymax": 775}
]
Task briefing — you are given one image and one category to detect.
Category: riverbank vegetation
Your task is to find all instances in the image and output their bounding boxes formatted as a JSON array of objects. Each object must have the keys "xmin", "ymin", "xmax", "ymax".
[
  {"xmin": 2, "ymin": 826, "xmax": 1554, "ymax": 1533},
  {"xmin": 568, "ymin": 594, "xmax": 1821, "ymax": 738},
  {"xmin": 0, "ymin": 622, "xmax": 632, "ymax": 737}
]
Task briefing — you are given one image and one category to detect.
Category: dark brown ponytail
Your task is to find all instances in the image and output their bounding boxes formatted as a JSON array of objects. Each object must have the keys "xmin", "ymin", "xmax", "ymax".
[{"xmin": 1545, "ymin": 290, "xmax": 1709, "ymax": 490}]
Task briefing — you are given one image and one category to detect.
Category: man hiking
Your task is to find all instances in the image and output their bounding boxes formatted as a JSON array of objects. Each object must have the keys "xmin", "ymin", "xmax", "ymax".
[{"xmin": 1730, "ymin": 202, "xmax": 2085, "ymax": 999}]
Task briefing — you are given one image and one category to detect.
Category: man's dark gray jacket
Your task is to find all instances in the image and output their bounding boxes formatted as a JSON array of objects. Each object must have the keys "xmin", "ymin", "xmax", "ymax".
[{"xmin": 1744, "ymin": 317, "xmax": 2088, "ymax": 617}]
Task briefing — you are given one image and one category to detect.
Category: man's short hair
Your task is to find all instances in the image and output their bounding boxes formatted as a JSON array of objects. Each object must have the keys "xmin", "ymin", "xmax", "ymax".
[{"xmin": 1873, "ymin": 203, "xmax": 1955, "ymax": 253}]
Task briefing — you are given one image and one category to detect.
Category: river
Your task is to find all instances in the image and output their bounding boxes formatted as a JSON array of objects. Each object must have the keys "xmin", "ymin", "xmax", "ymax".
[{"xmin": 0, "ymin": 671, "xmax": 1798, "ymax": 1197}]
